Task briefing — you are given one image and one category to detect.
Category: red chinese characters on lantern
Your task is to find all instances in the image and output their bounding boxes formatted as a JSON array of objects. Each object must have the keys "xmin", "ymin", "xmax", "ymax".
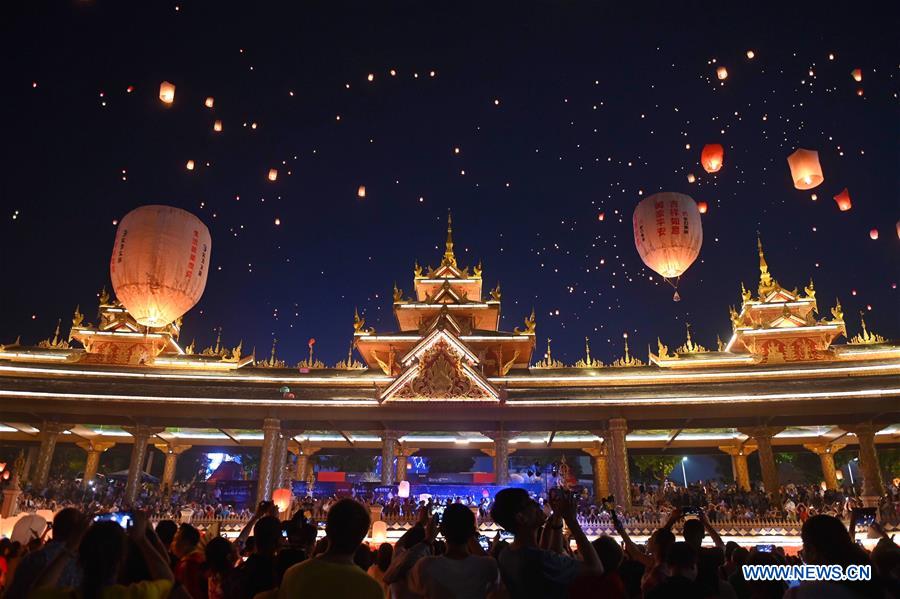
[{"xmin": 632, "ymin": 192, "xmax": 703, "ymax": 280}]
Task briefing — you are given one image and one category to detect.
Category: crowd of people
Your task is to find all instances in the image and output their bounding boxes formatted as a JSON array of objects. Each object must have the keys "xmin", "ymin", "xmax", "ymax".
[{"xmin": 2, "ymin": 483, "xmax": 900, "ymax": 599}]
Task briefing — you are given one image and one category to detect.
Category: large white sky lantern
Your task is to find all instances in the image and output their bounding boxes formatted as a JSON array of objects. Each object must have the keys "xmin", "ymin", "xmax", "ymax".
[
  {"xmin": 110, "ymin": 205, "xmax": 211, "ymax": 327},
  {"xmin": 632, "ymin": 192, "xmax": 703, "ymax": 300}
]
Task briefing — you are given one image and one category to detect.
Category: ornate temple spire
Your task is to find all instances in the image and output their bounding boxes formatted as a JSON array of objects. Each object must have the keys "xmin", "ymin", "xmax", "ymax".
[
  {"xmin": 757, "ymin": 235, "xmax": 779, "ymax": 298},
  {"xmin": 441, "ymin": 210, "xmax": 457, "ymax": 268}
]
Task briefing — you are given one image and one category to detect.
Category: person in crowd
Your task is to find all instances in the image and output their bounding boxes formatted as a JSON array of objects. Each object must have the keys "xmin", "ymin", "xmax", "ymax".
[
  {"xmin": 785, "ymin": 514, "xmax": 883, "ymax": 599},
  {"xmin": 406, "ymin": 502, "xmax": 500, "ymax": 598},
  {"xmin": 367, "ymin": 543, "xmax": 393, "ymax": 597},
  {"xmin": 490, "ymin": 487, "xmax": 602, "ymax": 599},
  {"xmin": 204, "ymin": 536, "xmax": 238, "ymax": 599},
  {"xmin": 171, "ymin": 523, "xmax": 207, "ymax": 599},
  {"xmin": 153, "ymin": 521, "xmax": 179, "ymax": 570},
  {"xmin": 725, "ymin": 546, "xmax": 750, "ymax": 599},
  {"xmin": 277, "ymin": 498, "xmax": 383, "ymax": 599},
  {"xmin": 231, "ymin": 516, "xmax": 281, "ymax": 599},
  {"xmin": 645, "ymin": 541, "xmax": 700, "ymax": 599},
  {"xmin": 611, "ymin": 507, "xmax": 677, "ymax": 596},
  {"xmin": 4, "ymin": 508, "xmax": 83, "ymax": 599},
  {"xmin": 29, "ymin": 511, "xmax": 191, "ymax": 599},
  {"xmin": 568, "ymin": 535, "xmax": 628, "ymax": 599}
]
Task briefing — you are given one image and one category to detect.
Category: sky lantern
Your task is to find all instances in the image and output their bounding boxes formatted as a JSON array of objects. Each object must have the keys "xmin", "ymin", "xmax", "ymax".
[
  {"xmin": 787, "ymin": 148, "xmax": 824, "ymax": 190},
  {"xmin": 371, "ymin": 520, "xmax": 388, "ymax": 544},
  {"xmin": 204, "ymin": 96, "xmax": 215, "ymax": 108},
  {"xmin": 632, "ymin": 192, "xmax": 703, "ymax": 301},
  {"xmin": 716, "ymin": 66, "xmax": 728, "ymax": 80},
  {"xmin": 268, "ymin": 168, "xmax": 278, "ymax": 181},
  {"xmin": 357, "ymin": 185, "xmax": 366, "ymax": 198},
  {"xmin": 159, "ymin": 81, "xmax": 175, "ymax": 104},
  {"xmin": 687, "ymin": 173, "xmax": 696, "ymax": 183},
  {"xmin": 851, "ymin": 68, "xmax": 862, "ymax": 82},
  {"xmin": 213, "ymin": 120, "xmax": 223, "ymax": 132},
  {"xmin": 700, "ymin": 144, "xmax": 724, "ymax": 173},
  {"xmin": 697, "ymin": 201, "xmax": 708, "ymax": 214},
  {"xmin": 746, "ymin": 50, "xmax": 755, "ymax": 59},
  {"xmin": 110, "ymin": 205, "xmax": 212, "ymax": 327},
  {"xmin": 398, "ymin": 480, "xmax": 410, "ymax": 498},
  {"xmin": 272, "ymin": 488, "xmax": 292, "ymax": 514},
  {"xmin": 869, "ymin": 228, "xmax": 878, "ymax": 240},
  {"xmin": 833, "ymin": 188, "xmax": 852, "ymax": 211},
  {"xmin": 185, "ymin": 160, "xmax": 195, "ymax": 171}
]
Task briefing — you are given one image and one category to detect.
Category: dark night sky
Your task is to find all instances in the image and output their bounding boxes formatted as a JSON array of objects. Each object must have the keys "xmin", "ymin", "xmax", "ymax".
[{"xmin": 1, "ymin": 2, "xmax": 897, "ymax": 366}]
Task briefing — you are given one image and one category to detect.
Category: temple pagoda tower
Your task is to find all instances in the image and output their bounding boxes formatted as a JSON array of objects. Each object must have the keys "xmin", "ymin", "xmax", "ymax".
[{"xmin": 354, "ymin": 213, "xmax": 536, "ymax": 401}]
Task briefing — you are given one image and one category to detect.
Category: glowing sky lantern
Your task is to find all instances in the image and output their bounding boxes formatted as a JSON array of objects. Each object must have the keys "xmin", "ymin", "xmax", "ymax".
[
  {"xmin": 687, "ymin": 173, "xmax": 696, "ymax": 183},
  {"xmin": 204, "ymin": 96, "xmax": 215, "ymax": 108},
  {"xmin": 869, "ymin": 228, "xmax": 878, "ymax": 240},
  {"xmin": 632, "ymin": 192, "xmax": 703, "ymax": 301},
  {"xmin": 268, "ymin": 169, "xmax": 278, "ymax": 181},
  {"xmin": 398, "ymin": 480, "xmax": 410, "ymax": 498},
  {"xmin": 833, "ymin": 188, "xmax": 852, "ymax": 211},
  {"xmin": 159, "ymin": 81, "xmax": 175, "ymax": 104},
  {"xmin": 213, "ymin": 120, "xmax": 223, "ymax": 132},
  {"xmin": 851, "ymin": 68, "xmax": 862, "ymax": 82},
  {"xmin": 272, "ymin": 488, "xmax": 292, "ymax": 514},
  {"xmin": 371, "ymin": 520, "xmax": 388, "ymax": 544},
  {"xmin": 357, "ymin": 185, "xmax": 366, "ymax": 198},
  {"xmin": 110, "ymin": 205, "xmax": 211, "ymax": 327},
  {"xmin": 700, "ymin": 144, "xmax": 724, "ymax": 173},
  {"xmin": 185, "ymin": 160, "xmax": 195, "ymax": 171},
  {"xmin": 716, "ymin": 66, "xmax": 728, "ymax": 80},
  {"xmin": 787, "ymin": 148, "xmax": 824, "ymax": 190},
  {"xmin": 697, "ymin": 201, "xmax": 708, "ymax": 214}
]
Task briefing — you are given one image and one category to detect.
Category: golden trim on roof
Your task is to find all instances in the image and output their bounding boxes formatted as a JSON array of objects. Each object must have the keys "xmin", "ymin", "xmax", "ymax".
[
  {"xmin": 757, "ymin": 236, "xmax": 781, "ymax": 298},
  {"xmin": 676, "ymin": 323, "xmax": 708, "ymax": 355},
  {"xmin": 574, "ymin": 337, "xmax": 604, "ymax": 368},
  {"xmin": 612, "ymin": 336, "xmax": 644, "ymax": 367},
  {"xmin": 850, "ymin": 312, "xmax": 886, "ymax": 345},
  {"xmin": 533, "ymin": 337, "xmax": 564, "ymax": 369},
  {"xmin": 442, "ymin": 210, "xmax": 457, "ymax": 268},
  {"xmin": 514, "ymin": 309, "xmax": 536, "ymax": 335},
  {"xmin": 38, "ymin": 319, "xmax": 70, "ymax": 350}
]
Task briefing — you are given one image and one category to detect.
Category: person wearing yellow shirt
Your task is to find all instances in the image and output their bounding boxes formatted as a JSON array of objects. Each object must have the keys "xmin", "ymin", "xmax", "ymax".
[{"xmin": 277, "ymin": 499, "xmax": 382, "ymax": 599}]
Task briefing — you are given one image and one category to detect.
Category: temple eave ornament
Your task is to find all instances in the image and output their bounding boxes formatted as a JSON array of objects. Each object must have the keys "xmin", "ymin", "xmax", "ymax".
[
  {"xmin": 514, "ymin": 308, "xmax": 536, "ymax": 336},
  {"xmin": 611, "ymin": 336, "xmax": 644, "ymax": 368},
  {"xmin": 849, "ymin": 312, "xmax": 886, "ymax": 345}
]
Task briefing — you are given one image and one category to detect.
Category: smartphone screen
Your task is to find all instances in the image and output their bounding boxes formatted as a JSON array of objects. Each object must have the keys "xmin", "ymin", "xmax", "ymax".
[
  {"xmin": 756, "ymin": 544, "xmax": 774, "ymax": 553},
  {"xmin": 93, "ymin": 512, "xmax": 133, "ymax": 528}
]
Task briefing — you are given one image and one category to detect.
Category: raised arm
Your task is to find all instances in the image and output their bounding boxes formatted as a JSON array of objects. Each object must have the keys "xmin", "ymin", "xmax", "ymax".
[
  {"xmin": 699, "ymin": 510, "xmax": 725, "ymax": 551},
  {"xmin": 611, "ymin": 510, "xmax": 652, "ymax": 567},
  {"xmin": 559, "ymin": 492, "xmax": 602, "ymax": 574}
]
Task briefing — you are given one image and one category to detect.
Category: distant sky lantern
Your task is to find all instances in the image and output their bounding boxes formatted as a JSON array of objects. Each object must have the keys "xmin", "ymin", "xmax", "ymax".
[
  {"xmin": 896, "ymin": 220, "xmax": 900, "ymax": 239},
  {"xmin": 357, "ymin": 185, "xmax": 366, "ymax": 198},
  {"xmin": 632, "ymin": 192, "xmax": 703, "ymax": 301},
  {"xmin": 787, "ymin": 148, "xmax": 824, "ymax": 190},
  {"xmin": 110, "ymin": 205, "xmax": 212, "ymax": 327},
  {"xmin": 272, "ymin": 488, "xmax": 292, "ymax": 514},
  {"xmin": 204, "ymin": 96, "xmax": 215, "ymax": 108},
  {"xmin": 213, "ymin": 120, "xmax": 223, "ymax": 132},
  {"xmin": 598, "ymin": 212, "xmax": 605, "ymax": 221},
  {"xmin": 700, "ymin": 144, "xmax": 724, "ymax": 173},
  {"xmin": 687, "ymin": 173, "xmax": 696, "ymax": 183},
  {"xmin": 746, "ymin": 50, "xmax": 755, "ymax": 59},
  {"xmin": 856, "ymin": 88, "xmax": 864, "ymax": 97},
  {"xmin": 833, "ymin": 188, "xmax": 852, "ymax": 211},
  {"xmin": 869, "ymin": 228, "xmax": 878, "ymax": 240},
  {"xmin": 851, "ymin": 68, "xmax": 862, "ymax": 82},
  {"xmin": 268, "ymin": 169, "xmax": 278, "ymax": 181},
  {"xmin": 159, "ymin": 81, "xmax": 175, "ymax": 104},
  {"xmin": 185, "ymin": 160, "xmax": 195, "ymax": 171},
  {"xmin": 697, "ymin": 201, "xmax": 708, "ymax": 214},
  {"xmin": 716, "ymin": 66, "xmax": 728, "ymax": 80}
]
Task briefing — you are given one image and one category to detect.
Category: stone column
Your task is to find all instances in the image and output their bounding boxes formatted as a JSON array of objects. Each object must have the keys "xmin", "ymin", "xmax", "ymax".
[
  {"xmin": 719, "ymin": 444, "xmax": 757, "ymax": 492},
  {"xmin": 583, "ymin": 442, "xmax": 609, "ymax": 500},
  {"xmin": 381, "ymin": 431, "xmax": 399, "ymax": 485},
  {"xmin": 257, "ymin": 418, "xmax": 281, "ymax": 502},
  {"xmin": 804, "ymin": 443, "xmax": 845, "ymax": 491},
  {"xmin": 290, "ymin": 444, "xmax": 320, "ymax": 482},
  {"xmin": 481, "ymin": 431, "xmax": 513, "ymax": 486},
  {"xmin": 154, "ymin": 444, "xmax": 191, "ymax": 492},
  {"xmin": 22, "ymin": 445, "xmax": 38, "ymax": 482},
  {"xmin": 274, "ymin": 434, "xmax": 290, "ymax": 489},
  {"xmin": 76, "ymin": 441, "xmax": 115, "ymax": 489},
  {"xmin": 740, "ymin": 427, "xmax": 783, "ymax": 502},
  {"xmin": 122, "ymin": 426, "xmax": 163, "ymax": 506},
  {"xmin": 395, "ymin": 445, "xmax": 418, "ymax": 483},
  {"xmin": 33, "ymin": 422, "xmax": 68, "ymax": 489},
  {"xmin": 843, "ymin": 423, "xmax": 885, "ymax": 507},
  {"xmin": 606, "ymin": 419, "xmax": 631, "ymax": 509}
]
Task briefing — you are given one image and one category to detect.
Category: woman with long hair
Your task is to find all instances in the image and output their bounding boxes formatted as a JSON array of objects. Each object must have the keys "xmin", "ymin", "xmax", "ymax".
[{"xmin": 366, "ymin": 543, "xmax": 393, "ymax": 597}]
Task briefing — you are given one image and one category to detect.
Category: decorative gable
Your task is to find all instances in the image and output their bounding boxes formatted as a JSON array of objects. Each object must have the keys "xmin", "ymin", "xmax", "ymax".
[{"xmin": 381, "ymin": 330, "xmax": 499, "ymax": 403}]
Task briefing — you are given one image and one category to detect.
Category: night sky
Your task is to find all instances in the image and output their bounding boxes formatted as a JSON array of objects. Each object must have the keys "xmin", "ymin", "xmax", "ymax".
[{"xmin": 2, "ymin": 2, "xmax": 897, "ymax": 366}]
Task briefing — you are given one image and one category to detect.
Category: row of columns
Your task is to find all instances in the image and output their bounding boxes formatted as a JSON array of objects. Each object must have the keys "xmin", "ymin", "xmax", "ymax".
[{"xmin": 16, "ymin": 419, "xmax": 889, "ymax": 510}]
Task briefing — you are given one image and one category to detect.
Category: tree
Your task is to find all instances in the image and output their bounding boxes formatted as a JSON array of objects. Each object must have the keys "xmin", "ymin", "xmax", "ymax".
[
  {"xmin": 632, "ymin": 455, "xmax": 680, "ymax": 483},
  {"xmin": 878, "ymin": 448, "xmax": 899, "ymax": 482}
]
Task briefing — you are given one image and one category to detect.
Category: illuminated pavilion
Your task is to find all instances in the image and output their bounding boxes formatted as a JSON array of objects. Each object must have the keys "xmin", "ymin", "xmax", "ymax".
[{"xmin": 1, "ymin": 216, "xmax": 898, "ymax": 516}]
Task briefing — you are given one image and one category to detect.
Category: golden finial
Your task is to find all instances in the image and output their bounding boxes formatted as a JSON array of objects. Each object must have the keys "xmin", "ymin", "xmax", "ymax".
[
  {"xmin": 677, "ymin": 322, "xmax": 707, "ymax": 354},
  {"xmin": 185, "ymin": 339, "xmax": 196, "ymax": 355},
  {"xmin": 441, "ymin": 210, "xmax": 457, "ymax": 267},
  {"xmin": 830, "ymin": 298, "xmax": 844, "ymax": 322},
  {"xmin": 393, "ymin": 283, "xmax": 403, "ymax": 302},
  {"xmin": 850, "ymin": 311, "xmax": 885, "ymax": 345},
  {"xmin": 490, "ymin": 282, "xmax": 501, "ymax": 301},
  {"xmin": 575, "ymin": 336, "xmax": 603, "ymax": 367},
  {"xmin": 473, "ymin": 261, "xmax": 482, "ymax": 279},
  {"xmin": 72, "ymin": 305, "xmax": 84, "ymax": 329},
  {"xmin": 804, "ymin": 278, "xmax": 816, "ymax": 300},
  {"xmin": 716, "ymin": 334, "xmax": 724, "ymax": 352},
  {"xmin": 414, "ymin": 261, "xmax": 423, "ymax": 278},
  {"xmin": 612, "ymin": 333, "xmax": 644, "ymax": 367},
  {"xmin": 223, "ymin": 340, "xmax": 242, "ymax": 362},
  {"xmin": 515, "ymin": 308, "xmax": 537, "ymax": 335},
  {"xmin": 729, "ymin": 305, "xmax": 741, "ymax": 329},
  {"xmin": 270, "ymin": 338, "xmax": 278, "ymax": 363},
  {"xmin": 52, "ymin": 318, "xmax": 61, "ymax": 346},
  {"xmin": 533, "ymin": 337, "xmax": 563, "ymax": 368},
  {"xmin": 656, "ymin": 337, "xmax": 671, "ymax": 359},
  {"xmin": 740, "ymin": 282, "xmax": 751, "ymax": 303},
  {"xmin": 756, "ymin": 235, "xmax": 779, "ymax": 298},
  {"xmin": 214, "ymin": 327, "xmax": 222, "ymax": 354},
  {"xmin": 98, "ymin": 286, "xmax": 110, "ymax": 305}
]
